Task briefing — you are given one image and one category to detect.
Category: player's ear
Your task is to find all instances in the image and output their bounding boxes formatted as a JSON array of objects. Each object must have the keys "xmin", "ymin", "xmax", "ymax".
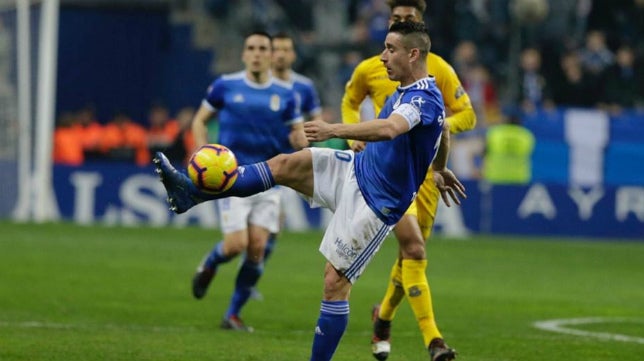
[{"xmin": 409, "ymin": 48, "xmax": 420, "ymax": 62}]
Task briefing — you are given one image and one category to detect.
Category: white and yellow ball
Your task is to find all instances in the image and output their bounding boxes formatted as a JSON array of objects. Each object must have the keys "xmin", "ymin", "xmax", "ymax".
[{"xmin": 187, "ymin": 144, "xmax": 238, "ymax": 194}]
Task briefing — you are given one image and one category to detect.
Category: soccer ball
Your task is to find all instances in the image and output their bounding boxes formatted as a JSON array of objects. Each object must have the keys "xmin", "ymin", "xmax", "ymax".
[{"xmin": 187, "ymin": 144, "xmax": 239, "ymax": 194}]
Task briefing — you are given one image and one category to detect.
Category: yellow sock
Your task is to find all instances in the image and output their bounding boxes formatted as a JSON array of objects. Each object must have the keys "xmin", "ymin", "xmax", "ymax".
[
  {"xmin": 377, "ymin": 259, "xmax": 405, "ymax": 321},
  {"xmin": 401, "ymin": 259, "xmax": 442, "ymax": 346}
]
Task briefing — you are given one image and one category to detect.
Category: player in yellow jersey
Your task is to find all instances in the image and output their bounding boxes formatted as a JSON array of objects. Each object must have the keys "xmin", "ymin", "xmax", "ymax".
[{"xmin": 341, "ymin": 1, "xmax": 476, "ymax": 360}]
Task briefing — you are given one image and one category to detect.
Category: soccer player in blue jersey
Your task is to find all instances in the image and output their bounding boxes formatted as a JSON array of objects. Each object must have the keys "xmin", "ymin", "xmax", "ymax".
[
  {"xmin": 268, "ymin": 32, "xmax": 323, "ymax": 250},
  {"xmin": 154, "ymin": 22, "xmax": 465, "ymax": 360},
  {"xmin": 272, "ymin": 32, "xmax": 322, "ymax": 123},
  {"xmin": 246, "ymin": 32, "xmax": 324, "ymax": 301},
  {"xmin": 188, "ymin": 30, "xmax": 308, "ymax": 331}
]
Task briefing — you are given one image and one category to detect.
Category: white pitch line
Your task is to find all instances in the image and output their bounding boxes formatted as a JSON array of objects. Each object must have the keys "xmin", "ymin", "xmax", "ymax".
[
  {"xmin": 533, "ymin": 317, "xmax": 644, "ymax": 344},
  {"xmin": 0, "ymin": 320, "xmax": 200, "ymax": 333},
  {"xmin": 0, "ymin": 320, "xmax": 387, "ymax": 336}
]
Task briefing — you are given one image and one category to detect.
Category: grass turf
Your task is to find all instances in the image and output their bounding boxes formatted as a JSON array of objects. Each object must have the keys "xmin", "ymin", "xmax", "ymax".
[{"xmin": 0, "ymin": 221, "xmax": 643, "ymax": 360}]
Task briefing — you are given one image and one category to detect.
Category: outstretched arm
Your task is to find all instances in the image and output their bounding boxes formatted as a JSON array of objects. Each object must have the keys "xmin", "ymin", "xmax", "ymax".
[
  {"xmin": 304, "ymin": 114, "xmax": 409, "ymax": 143},
  {"xmin": 431, "ymin": 121, "xmax": 451, "ymax": 172}
]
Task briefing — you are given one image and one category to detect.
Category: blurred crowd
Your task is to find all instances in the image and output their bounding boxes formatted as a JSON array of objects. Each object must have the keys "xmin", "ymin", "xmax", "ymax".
[
  {"xmin": 53, "ymin": 105, "xmax": 197, "ymax": 166},
  {"xmin": 53, "ymin": 103, "xmax": 348, "ymax": 167},
  {"xmin": 195, "ymin": 0, "xmax": 644, "ymax": 126}
]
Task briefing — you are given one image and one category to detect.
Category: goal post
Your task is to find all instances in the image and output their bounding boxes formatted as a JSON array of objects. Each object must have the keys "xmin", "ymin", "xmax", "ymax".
[
  {"xmin": 12, "ymin": 0, "xmax": 33, "ymax": 221},
  {"xmin": 0, "ymin": 0, "xmax": 60, "ymax": 222},
  {"xmin": 32, "ymin": 0, "xmax": 60, "ymax": 222}
]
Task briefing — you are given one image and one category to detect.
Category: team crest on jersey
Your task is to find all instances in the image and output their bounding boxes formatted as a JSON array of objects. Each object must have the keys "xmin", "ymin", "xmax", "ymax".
[
  {"xmin": 408, "ymin": 286, "xmax": 421, "ymax": 297},
  {"xmin": 411, "ymin": 96, "xmax": 425, "ymax": 111},
  {"xmin": 270, "ymin": 94, "xmax": 281, "ymax": 111},
  {"xmin": 454, "ymin": 86, "xmax": 465, "ymax": 99},
  {"xmin": 233, "ymin": 93, "xmax": 244, "ymax": 103}
]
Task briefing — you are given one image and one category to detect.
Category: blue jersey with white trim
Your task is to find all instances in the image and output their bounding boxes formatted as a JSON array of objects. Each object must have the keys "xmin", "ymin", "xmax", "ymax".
[
  {"xmin": 354, "ymin": 77, "xmax": 445, "ymax": 225},
  {"xmin": 203, "ymin": 71, "xmax": 303, "ymax": 164}
]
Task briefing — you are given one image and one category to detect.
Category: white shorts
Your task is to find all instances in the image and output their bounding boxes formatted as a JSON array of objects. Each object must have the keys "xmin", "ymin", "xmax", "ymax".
[
  {"xmin": 216, "ymin": 188, "xmax": 281, "ymax": 234},
  {"xmin": 308, "ymin": 148, "xmax": 393, "ymax": 284}
]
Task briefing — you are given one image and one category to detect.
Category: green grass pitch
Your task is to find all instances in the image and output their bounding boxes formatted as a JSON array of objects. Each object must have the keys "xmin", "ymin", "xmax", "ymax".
[{"xmin": 1, "ymin": 221, "xmax": 643, "ymax": 360}]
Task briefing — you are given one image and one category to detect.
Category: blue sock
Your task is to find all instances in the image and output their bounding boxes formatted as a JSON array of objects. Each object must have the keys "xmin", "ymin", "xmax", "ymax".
[
  {"xmin": 263, "ymin": 233, "xmax": 277, "ymax": 263},
  {"xmin": 225, "ymin": 260, "xmax": 263, "ymax": 318},
  {"xmin": 198, "ymin": 162, "xmax": 275, "ymax": 200},
  {"xmin": 204, "ymin": 241, "xmax": 232, "ymax": 270},
  {"xmin": 310, "ymin": 300, "xmax": 349, "ymax": 361}
]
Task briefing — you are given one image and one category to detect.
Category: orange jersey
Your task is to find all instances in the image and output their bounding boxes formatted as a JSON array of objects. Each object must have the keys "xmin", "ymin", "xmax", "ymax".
[
  {"xmin": 147, "ymin": 119, "xmax": 180, "ymax": 146},
  {"xmin": 53, "ymin": 126, "xmax": 84, "ymax": 166},
  {"xmin": 72, "ymin": 122, "xmax": 104, "ymax": 151},
  {"xmin": 101, "ymin": 122, "xmax": 150, "ymax": 166}
]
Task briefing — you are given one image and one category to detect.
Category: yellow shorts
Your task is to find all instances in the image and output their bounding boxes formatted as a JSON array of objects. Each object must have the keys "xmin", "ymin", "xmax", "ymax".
[{"xmin": 404, "ymin": 169, "xmax": 440, "ymax": 240}]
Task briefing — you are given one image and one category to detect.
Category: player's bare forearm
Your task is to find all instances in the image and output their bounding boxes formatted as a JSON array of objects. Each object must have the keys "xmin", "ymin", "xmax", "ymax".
[
  {"xmin": 431, "ymin": 122, "xmax": 451, "ymax": 172},
  {"xmin": 431, "ymin": 122, "xmax": 466, "ymax": 205},
  {"xmin": 304, "ymin": 116, "xmax": 407, "ymax": 143}
]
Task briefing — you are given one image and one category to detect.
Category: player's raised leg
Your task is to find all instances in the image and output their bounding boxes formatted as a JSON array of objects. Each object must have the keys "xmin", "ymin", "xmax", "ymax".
[
  {"xmin": 154, "ymin": 151, "xmax": 277, "ymax": 213},
  {"xmin": 153, "ymin": 152, "xmax": 205, "ymax": 213}
]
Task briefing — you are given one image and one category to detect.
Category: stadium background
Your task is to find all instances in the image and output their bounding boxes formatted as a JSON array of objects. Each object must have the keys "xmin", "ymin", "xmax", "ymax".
[
  {"xmin": 0, "ymin": 2, "xmax": 643, "ymax": 361},
  {"xmin": 0, "ymin": 0, "xmax": 642, "ymax": 238}
]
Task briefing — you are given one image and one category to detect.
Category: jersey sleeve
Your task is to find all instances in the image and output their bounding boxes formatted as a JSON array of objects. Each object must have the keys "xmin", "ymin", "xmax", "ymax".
[
  {"xmin": 432, "ymin": 56, "xmax": 476, "ymax": 133},
  {"xmin": 203, "ymin": 77, "xmax": 225, "ymax": 111},
  {"xmin": 395, "ymin": 90, "xmax": 444, "ymax": 130},
  {"xmin": 284, "ymin": 90, "xmax": 304, "ymax": 126},
  {"xmin": 301, "ymin": 83, "xmax": 322, "ymax": 117},
  {"xmin": 392, "ymin": 103, "xmax": 420, "ymax": 129},
  {"xmin": 341, "ymin": 60, "xmax": 371, "ymax": 126}
]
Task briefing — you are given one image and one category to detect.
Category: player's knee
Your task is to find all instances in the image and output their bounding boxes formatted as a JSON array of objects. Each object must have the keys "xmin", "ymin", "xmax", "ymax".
[
  {"xmin": 322, "ymin": 264, "xmax": 351, "ymax": 301},
  {"xmin": 268, "ymin": 154, "xmax": 291, "ymax": 181},
  {"xmin": 268, "ymin": 151, "xmax": 311, "ymax": 185},
  {"xmin": 223, "ymin": 238, "xmax": 248, "ymax": 256},
  {"xmin": 399, "ymin": 239, "xmax": 426, "ymax": 260},
  {"xmin": 246, "ymin": 243, "xmax": 265, "ymax": 262}
]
